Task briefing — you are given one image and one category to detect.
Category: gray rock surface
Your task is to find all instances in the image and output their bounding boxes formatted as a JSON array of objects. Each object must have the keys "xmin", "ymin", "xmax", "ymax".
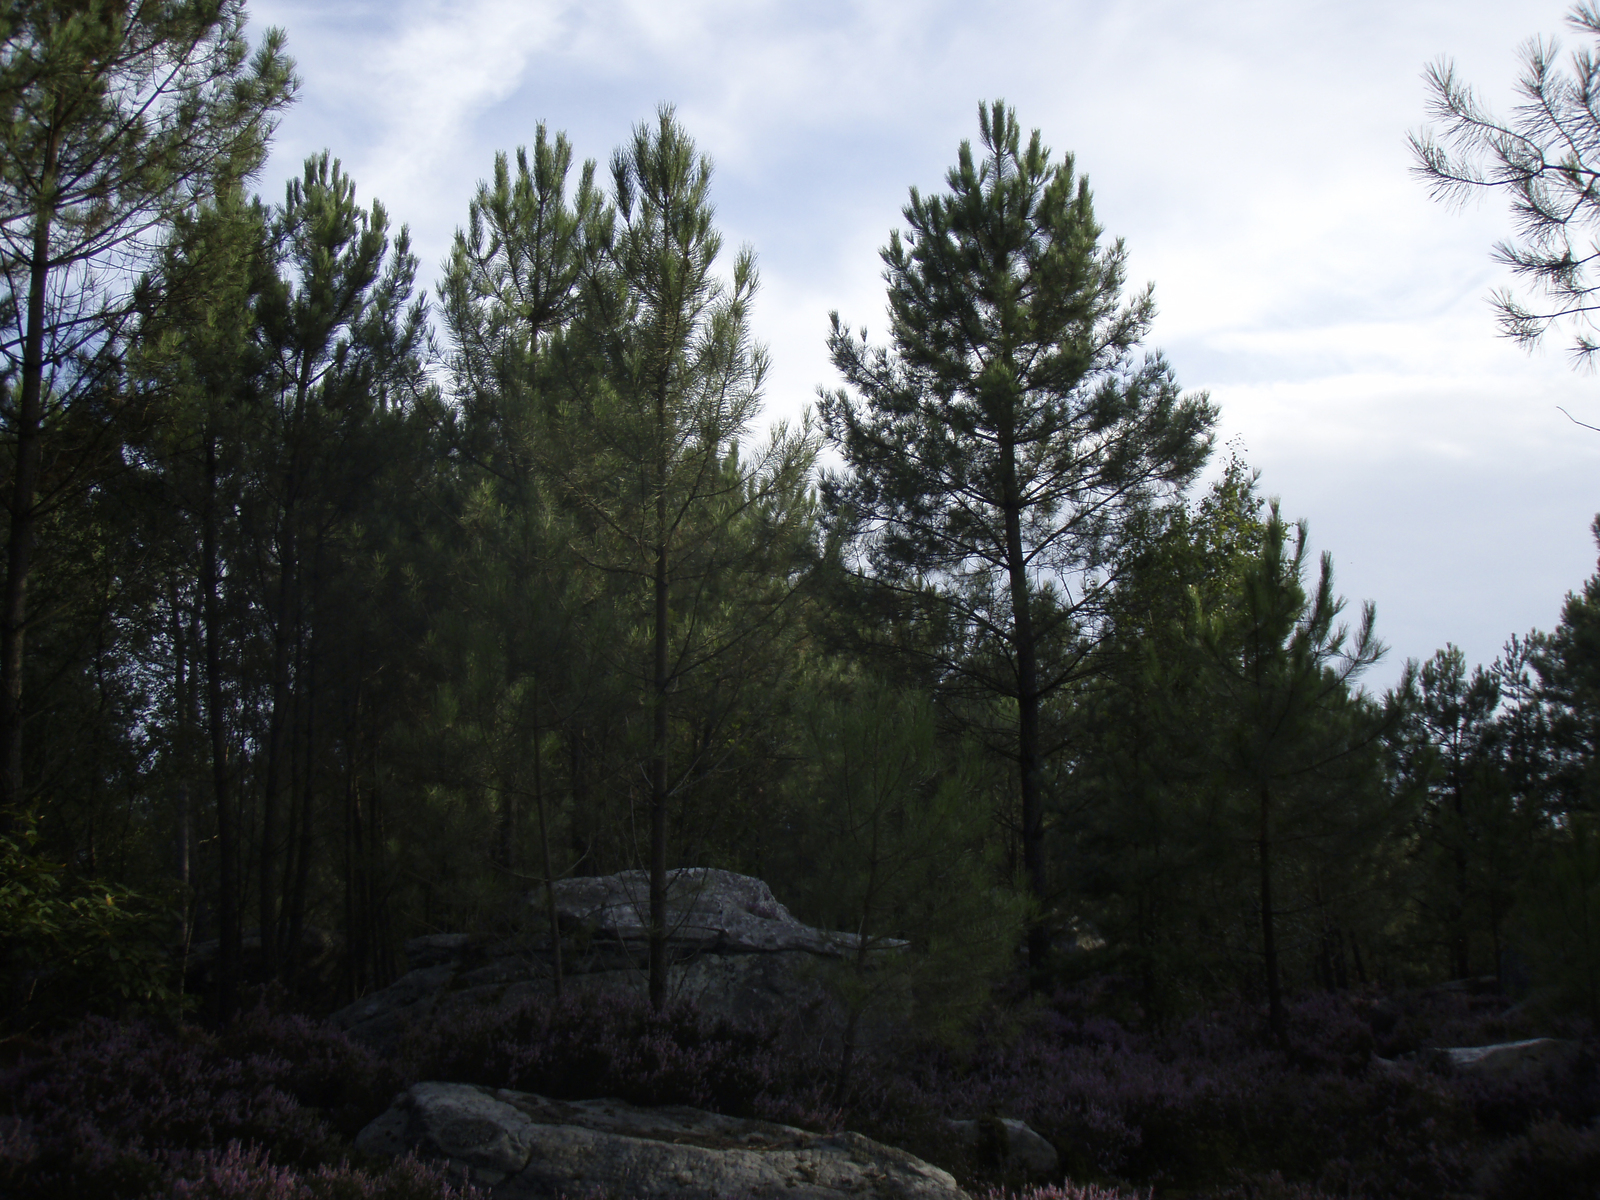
[
  {"xmin": 356, "ymin": 1081, "xmax": 968, "ymax": 1200},
  {"xmin": 548, "ymin": 868, "xmax": 869, "ymax": 955},
  {"xmin": 1372, "ymin": 1036, "xmax": 1582, "ymax": 1082},
  {"xmin": 330, "ymin": 869, "xmax": 880, "ymax": 1050},
  {"xmin": 944, "ymin": 1117, "xmax": 1059, "ymax": 1175},
  {"xmin": 1430, "ymin": 1037, "xmax": 1580, "ymax": 1080}
]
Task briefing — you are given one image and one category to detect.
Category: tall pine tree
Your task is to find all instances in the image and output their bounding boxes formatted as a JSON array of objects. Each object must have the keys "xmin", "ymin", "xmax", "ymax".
[{"xmin": 821, "ymin": 101, "xmax": 1215, "ymax": 970}]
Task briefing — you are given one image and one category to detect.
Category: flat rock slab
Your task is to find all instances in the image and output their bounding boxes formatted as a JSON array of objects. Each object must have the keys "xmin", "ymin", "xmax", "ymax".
[
  {"xmin": 357, "ymin": 1082, "xmax": 967, "ymax": 1200},
  {"xmin": 1431, "ymin": 1037, "xmax": 1580, "ymax": 1080},
  {"xmin": 1373, "ymin": 1037, "xmax": 1583, "ymax": 1083}
]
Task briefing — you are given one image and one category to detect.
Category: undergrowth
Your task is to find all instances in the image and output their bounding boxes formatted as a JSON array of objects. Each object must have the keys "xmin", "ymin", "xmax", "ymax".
[{"xmin": 1, "ymin": 984, "xmax": 1595, "ymax": 1199}]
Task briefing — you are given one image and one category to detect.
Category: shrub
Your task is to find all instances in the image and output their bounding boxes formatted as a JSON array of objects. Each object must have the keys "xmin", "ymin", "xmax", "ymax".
[
  {"xmin": 1475, "ymin": 1118, "xmax": 1600, "ymax": 1200},
  {"xmin": 167, "ymin": 1143, "xmax": 484, "ymax": 1200},
  {"xmin": 220, "ymin": 1006, "xmax": 402, "ymax": 1137},
  {"xmin": 0, "ymin": 818, "xmax": 185, "ymax": 1034},
  {"xmin": 394, "ymin": 989, "xmax": 837, "ymax": 1129},
  {"xmin": 0, "ymin": 1017, "xmax": 335, "ymax": 1199},
  {"xmin": 977, "ymin": 1186, "xmax": 1152, "ymax": 1200}
]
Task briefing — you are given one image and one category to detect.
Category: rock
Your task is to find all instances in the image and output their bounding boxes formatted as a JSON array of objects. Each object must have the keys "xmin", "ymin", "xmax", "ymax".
[
  {"xmin": 547, "ymin": 868, "xmax": 873, "ymax": 956},
  {"xmin": 944, "ymin": 1117, "xmax": 1059, "ymax": 1175},
  {"xmin": 1427, "ymin": 1037, "xmax": 1581, "ymax": 1082},
  {"xmin": 357, "ymin": 1081, "xmax": 968, "ymax": 1200},
  {"xmin": 329, "ymin": 869, "xmax": 889, "ymax": 1051}
]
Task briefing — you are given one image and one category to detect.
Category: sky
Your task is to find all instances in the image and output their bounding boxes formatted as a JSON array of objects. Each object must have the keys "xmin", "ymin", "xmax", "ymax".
[{"xmin": 246, "ymin": 0, "xmax": 1600, "ymax": 692}]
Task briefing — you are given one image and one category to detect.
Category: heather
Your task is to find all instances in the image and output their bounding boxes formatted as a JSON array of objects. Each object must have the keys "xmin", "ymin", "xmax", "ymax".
[
  {"xmin": 4, "ymin": 983, "xmax": 1596, "ymax": 1200},
  {"xmin": 392, "ymin": 989, "xmax": 839, "ymax": 1129}
]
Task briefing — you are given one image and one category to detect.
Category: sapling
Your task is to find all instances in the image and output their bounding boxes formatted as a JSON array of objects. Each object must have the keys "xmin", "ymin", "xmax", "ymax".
[{"xmin": 784, "ymin": 680, "xmax": 1026, "ymax": 1101}]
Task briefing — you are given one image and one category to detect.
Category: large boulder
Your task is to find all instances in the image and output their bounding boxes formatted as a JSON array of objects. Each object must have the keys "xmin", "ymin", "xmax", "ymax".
[
  {"xmin": 546, "ymin": 869, "xmax": 868, "ymax": 956},
  {"xmin": 356, "ymin": 1081, "xmax": 967, "ymax": 1200},
  {"xmin": 330, "ymin": 869, "xmax": 884, "ymax": 1050}
]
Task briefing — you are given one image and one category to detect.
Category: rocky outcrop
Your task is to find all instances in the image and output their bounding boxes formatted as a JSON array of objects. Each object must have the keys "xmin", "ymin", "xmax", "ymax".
[
  {"xmin": 943, "ymin": 1117, "xmax": 1059, "ymax": 1175},
  {"xmin": 547, "ymin": 869, "xmax": 873, "ymax": 956},
  {"xmin": 356, "ymin": 1081, "xmax": 967, "ymax": 1200},
  {"xmin": 1428, "ymin": 1037, "xmax": 1581, "ymax": 1081},
  {"xmin": 330, "ymin": 869, "xmax": 884, "ymax": 1050},
  {"xmin": 1373, "ymin": 1037, "xmax": 1582, "ymax": 1083}
]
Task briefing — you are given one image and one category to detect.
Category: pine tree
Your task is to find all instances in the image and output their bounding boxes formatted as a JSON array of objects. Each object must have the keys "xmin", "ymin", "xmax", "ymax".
[
  {"xmin": 820, "ymin": 101, "xmax": 1215, "ymax": 971},
  {"xmin": 1195, "ymin": 506, "xmax": 1392, "ymax": 1040},
  {"xmin": 786, "ymin": 679, "xmax": 1024, "ymax": 1101},
  {"xmin": 131, "ymin": 184, "xmax": 276, "ymax": 1020},
  {"xmin": 0, "ymin": 0, "xmax": 295, "ymax": 814},
  {"xmin": 546, "ymin": 109, "xmax": 816, "ymax": 1008},
  {"xmin": 437, "ymin": 127, "xmax": 613, "ymax": 990},
  {"xmin": 243, "ymin": 153, "xmax": 430, "ymax": 983}
]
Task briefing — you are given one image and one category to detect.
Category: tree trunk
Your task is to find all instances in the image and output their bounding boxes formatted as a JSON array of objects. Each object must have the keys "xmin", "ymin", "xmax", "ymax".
[
  {"xmin": 649, "ymin": 528, "xmax": 670, "ymax": 1011},
  {"xmin": 170, "ymin": 579, "xmax": 194, "ymax": 945},
  {"xmin": 261, "ymin": 369, "xmax": 310, "ymax": 982},
  {"xmin": 533, "ymin": 686, "xmax": 563, "ymax": 996},
  {"xmin": 647, "ymin": 361, "xmax": 674, "ymax": 1012},
  {"xmin": 285, "ymin": 616, "xmax": 316, "ymax": 986},
  {"xmin": 203, "ymin": 432, "xmax": 241, "ymax": 1023},
  {"xmin": 833, "ymin": 1004, "xmax": 862, "ymax": 1108},
  {"xmin": 1452, "ymin": 782, "xmax": 1471, "ymax": 979},
  {"xmin": 1259, "ymin": 781, "xmax": 1284, "ymax": 1042},
  {"xmin": 260, "ymin": 536, "xmax": 296, "ymax": 982},
  {"xmin": 0, "ymin": 178, "xmax": 56, "ymax": 817},
  {"xmin": 1000, "ymin": 431, "xmax": 1047, "ymax": 973}
]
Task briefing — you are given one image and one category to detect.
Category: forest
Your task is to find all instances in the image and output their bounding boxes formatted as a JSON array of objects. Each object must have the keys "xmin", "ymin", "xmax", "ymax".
[{"xmin": 3, "ymin": 3, "xmax": 1599, "ymax": 1200}]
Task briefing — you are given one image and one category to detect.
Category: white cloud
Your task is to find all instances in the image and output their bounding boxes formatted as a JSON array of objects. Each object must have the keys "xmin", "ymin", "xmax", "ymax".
[{"xmin": 242, "ymin": 0, "xmax": 1597, "ymax": 676}]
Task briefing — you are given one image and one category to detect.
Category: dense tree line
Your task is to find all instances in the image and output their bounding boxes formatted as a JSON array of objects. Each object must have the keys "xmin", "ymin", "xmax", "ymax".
[{"xmin": 3, "ymin": 0, "xmax": 1599, "ymax": 1039}]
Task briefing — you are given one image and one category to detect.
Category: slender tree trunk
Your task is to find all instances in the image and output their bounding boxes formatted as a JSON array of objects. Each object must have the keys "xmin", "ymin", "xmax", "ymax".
[
  {"xmin": 1000, "ymin": 432, "xmax": 1047, "ymax": 973},
  {"xmin": 498, "ymin": 740, "xmax": 519, "ymax": 870},
  {"xmin": 649, "ymin": 527, "xmax": 670, "ymax": 1010},
  {"xmin": 533, "ymin": 695, "xmax": 563, "ymax": 996},
  {"xmin": 649, "ymin": 375, "xmax": 671, "ymax": 1012},
  {"xmin": 568, "ymin": 730, "xmax": 595, "ymax": 873},
  {"xmin": 834, "ymin": 1004, "xmax": 863, "ymax": 1107},
  {"xmin": 261, "ymin": 372, "xmax": 309, "ymax": 982},
  {"xmin": 344, "ymin": 757, "xmax": 359, "ymax": 1002},
  {"xmin": 0, "ymin": 172, "xmax": 56, "ymax": 818},
  {"xmin": 170, "ymin": 579, "xmax": 194, "ymax": 944},
  {"xmin": 1452, "ymin": 783, "xmax": 1471, "ymax": 979},
  {"xmin": 260, "ymin": 539, "xmax": 295, "ymax": 981},
  {"xmin": 285, "ymin": 617, "xmax": 316, "ymax": 985},
  {"xmin": 1259, "ymin": 781, "xmax": 1284, "ymax": 1042},
  {"xmin": 203, "ymin": 432, "xmax": 241, "ymax": 1022}
]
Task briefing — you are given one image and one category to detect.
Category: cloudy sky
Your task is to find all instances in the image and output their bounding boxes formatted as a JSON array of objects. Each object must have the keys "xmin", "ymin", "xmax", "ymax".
[{"xmin": 247, "ymin": 0, "xmax": 1600, "ymax": 690}]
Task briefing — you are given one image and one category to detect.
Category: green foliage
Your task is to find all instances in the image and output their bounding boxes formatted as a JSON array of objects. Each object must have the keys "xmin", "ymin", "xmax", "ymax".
[
  {"xmin": 0, "ymin": 0, "xmax": 297, "ymax": 811},
  {"xmin": 820, "ymin": 100, "xmax": 1216, "ymax": 967},
  {"xmin": 783, "ymin": 680, "xmax": 1026, "ymax": 1091},
  {"xmin": 0, "ymin": 816, "xmax": 185, "ymax": 1033},
  {"xmin": 1394, "ymin": 645, "xmax": 1532, "ymax": 981},
  {"xmin": 1065, "ymin": 458, "xmax": 1271, "ymax": 1013},
  {"xmin": 1191, "ymin": 503, "xmax": 1397, "ymax": 1036},
  {"xmin": 1518, "ymin": 815, "xmax": 1600, "ymax": 1021},
  {"xmin": 1412, "ymin": 1, "xmax": 1600, "ymax": 369},
  {"xmin": 1537, "ymin": 516, "xmax": 1600, "ymax": 817}
]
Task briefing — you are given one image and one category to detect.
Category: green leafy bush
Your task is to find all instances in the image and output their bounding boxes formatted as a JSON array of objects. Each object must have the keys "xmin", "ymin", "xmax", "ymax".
[{"xmin": 0, "ymin": 816, "xmax": 185, "ymax": 1033}]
